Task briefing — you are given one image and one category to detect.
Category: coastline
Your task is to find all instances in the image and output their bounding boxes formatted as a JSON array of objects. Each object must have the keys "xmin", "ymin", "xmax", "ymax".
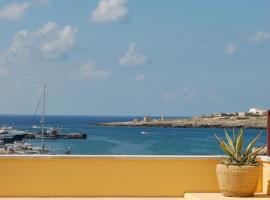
[{"xmin": 96, "ymin": 115, "xmax": 267, "ymax": 129}]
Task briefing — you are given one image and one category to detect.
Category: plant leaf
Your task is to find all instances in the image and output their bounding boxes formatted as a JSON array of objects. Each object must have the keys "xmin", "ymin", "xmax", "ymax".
[
  {"xmin": 235, "ymin": 128, "xmax": 243, "ymax": 159},
  {"xmin": 249, "ymin": 146, "xmax": 265, "ymax": 158},
  {"xmin": 224, "ymin": 129, "xmax": 235, "ymax": 153},
  {"xmin": 215, "ymin": 128, "xmax": 261, "ymax": 166},
  {"xmin": 244, "ymin": 133, "xmax": 261, "ymax": 155},
  {"xmin": 232, "ymin": 128, "xmax": 236, "ymax": 143},
  {"xmin": 215, "ymin": 134, "xmax": 237, "ymax": 160}
]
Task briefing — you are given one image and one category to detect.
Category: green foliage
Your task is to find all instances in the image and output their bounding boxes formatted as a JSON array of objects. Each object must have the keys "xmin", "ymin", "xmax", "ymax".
[{"xmin": 215, "ymin": 128, "xmax": 264, "ymax": 166}]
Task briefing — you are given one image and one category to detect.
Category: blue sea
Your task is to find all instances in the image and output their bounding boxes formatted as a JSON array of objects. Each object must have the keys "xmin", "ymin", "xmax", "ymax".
[{"xmin": 0, "ymin": 115, "xmax": 266, "ymax": 155}]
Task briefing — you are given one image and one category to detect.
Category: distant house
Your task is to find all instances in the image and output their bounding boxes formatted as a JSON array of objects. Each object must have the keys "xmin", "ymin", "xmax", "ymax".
[
  {"xmin": 238, "ymin": 112, "xmax": 246, "ymax": 117},
  {"xmin": 248, "ymin": 108, "xmax": 267, "ymax": 115}
]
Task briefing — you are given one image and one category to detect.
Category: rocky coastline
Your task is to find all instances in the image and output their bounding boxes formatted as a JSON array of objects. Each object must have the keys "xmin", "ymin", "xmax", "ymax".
[{"xmin": 96, "ymin": 115, "xmax": 267, "ymax": 129}]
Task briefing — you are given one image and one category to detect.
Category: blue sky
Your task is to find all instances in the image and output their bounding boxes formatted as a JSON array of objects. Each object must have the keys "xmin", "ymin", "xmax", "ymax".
[{"xmin": 0, "ymin": 0, "xmax": 270, "ymax": 116}]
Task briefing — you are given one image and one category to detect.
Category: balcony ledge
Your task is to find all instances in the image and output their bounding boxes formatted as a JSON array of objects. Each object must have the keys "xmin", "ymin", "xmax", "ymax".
[
  {"xmin": 184, "ymin": 193, "xmax": 270, "ymax": 200},
  {"xmin": 259, "ymin": 156, "xmax": 270, "ymax": 162},
  {"xmin": 0, "ymin": 198, "xmax": 184, "ymax": 200},
  {"xmin": 0, "ymin": 154, "xmax": 225, "ymax": 160}
]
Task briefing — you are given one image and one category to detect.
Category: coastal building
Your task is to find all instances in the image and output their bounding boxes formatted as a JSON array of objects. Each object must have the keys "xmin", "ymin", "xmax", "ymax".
[
  {"xmin": 238, "ymin": 112, "xmax": 246, "ymax": 117},
  {"xmin": 249, "ymin": 108, "xmax": 267, "ymax": 115}
]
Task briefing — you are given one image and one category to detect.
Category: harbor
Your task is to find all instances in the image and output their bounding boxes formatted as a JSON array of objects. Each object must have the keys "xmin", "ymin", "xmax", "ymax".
[
  {"xmin": 0, "ymin": 125, "xmax": 87, "ymax": 154},
  {"xmin": 0, "ymin": 85, "xmax": 87, "ymax": 155}
]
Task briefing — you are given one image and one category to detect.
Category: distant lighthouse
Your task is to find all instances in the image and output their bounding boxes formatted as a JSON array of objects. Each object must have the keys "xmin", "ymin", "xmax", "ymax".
[{"xmin": 143, "ymin": 116, "xmax": 151, "ymax": 122}]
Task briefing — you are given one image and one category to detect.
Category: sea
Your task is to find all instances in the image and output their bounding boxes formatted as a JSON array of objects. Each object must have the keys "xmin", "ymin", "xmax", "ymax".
[{"xmin": 0, "ymin": 115, "xmax": 266, "ymax": 155}]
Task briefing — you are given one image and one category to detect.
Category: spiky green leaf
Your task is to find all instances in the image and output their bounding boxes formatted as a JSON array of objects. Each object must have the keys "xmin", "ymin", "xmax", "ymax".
[
  {"xmin": 224, "ymin": 129, "xmax": 235, "ymax": 153},
  {"xmin": 244, "ymin": 133, "xmax": 261, "ymax": 155},
  {"xmin": 235, "ymin": 128, "xmax": 243, "ymax": 158},
  {"xmin": 215, "ymin": 128, "xmax": 262, "ymax": 166}
]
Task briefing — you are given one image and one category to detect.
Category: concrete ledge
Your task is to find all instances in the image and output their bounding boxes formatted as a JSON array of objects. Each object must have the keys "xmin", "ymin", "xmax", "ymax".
[
  {"xmin": 0, "ymin": 155, "xmax": 225, "ymax": 160},
  {"xmin": 260, "ymin": 156, "xmax": 270, "ymax": 163},
  {"xmin": 184, "ymin": 193, "xmax": 270, "ymax": 200}
]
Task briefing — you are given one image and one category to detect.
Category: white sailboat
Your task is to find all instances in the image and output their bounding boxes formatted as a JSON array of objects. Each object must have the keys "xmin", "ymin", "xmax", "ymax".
[
  {"xmin": 41, "ymin": 83, "xmax": 46, "ymax": 150},
  {"xmin": 30, "ymin": 84, "xmax": 49, "ymax": 154}
]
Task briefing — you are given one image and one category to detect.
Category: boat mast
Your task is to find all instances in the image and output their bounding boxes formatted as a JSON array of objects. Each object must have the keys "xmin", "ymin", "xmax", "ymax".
[{"xmin": 41, "ymin": 84, "xmax": 46, "ymax": 150}]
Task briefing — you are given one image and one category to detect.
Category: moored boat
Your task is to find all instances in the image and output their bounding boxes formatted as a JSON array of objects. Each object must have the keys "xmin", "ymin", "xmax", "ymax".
[{"xmin": 0, "ymin": 126, "xmax": 26, "ymax": 144}]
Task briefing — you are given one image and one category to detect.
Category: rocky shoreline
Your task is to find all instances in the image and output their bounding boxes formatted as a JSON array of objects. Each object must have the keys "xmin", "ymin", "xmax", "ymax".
[{"xmin": 96, "ymin": 115, "xmax": 267, "ymax": 129}]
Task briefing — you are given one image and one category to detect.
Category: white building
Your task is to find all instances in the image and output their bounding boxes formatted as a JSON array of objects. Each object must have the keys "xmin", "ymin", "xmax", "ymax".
[
  {"xmin": 238, "ymin": 112, "xmax": 246, "ymax": 117},
  {"xmin": 248, "ymin": 108, "xmax": 267, "ymax": 115}
]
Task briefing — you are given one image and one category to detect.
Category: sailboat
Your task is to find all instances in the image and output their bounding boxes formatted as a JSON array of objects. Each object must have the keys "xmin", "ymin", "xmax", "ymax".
[
  {"xmin": 29, "ymin": 84, "xmax": 49, "ymax": 153},
  {"xmin": 25, "ymin": 84, "xmax": 49, "ymax": 154},
  {"xmin": 0, "ymin": 85, "xmax": 50, "ymax": 154},
  {"xmin": 26, "ymin": 83, "xmax": 87, "ymax": 140}
]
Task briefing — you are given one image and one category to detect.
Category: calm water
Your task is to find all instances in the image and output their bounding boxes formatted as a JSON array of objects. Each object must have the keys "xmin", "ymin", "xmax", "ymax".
[{"xmin": 0, "ymin": 115, "xmax": 266, "ymax": 155}]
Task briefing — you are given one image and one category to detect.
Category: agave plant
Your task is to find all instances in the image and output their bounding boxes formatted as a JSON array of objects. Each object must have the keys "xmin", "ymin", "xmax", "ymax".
[{"xmin": 215, "ymin": 128, "xmax": 264, "ymax": 166}]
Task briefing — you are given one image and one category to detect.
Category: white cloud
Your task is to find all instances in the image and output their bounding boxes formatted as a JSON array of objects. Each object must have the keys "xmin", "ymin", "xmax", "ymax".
[
  {"xmin": 40, "ymin": 25, "xmax": 77, "ymax": 56},
  {"xmin": 0, "ymin": 22, "xmax": 78, "ymax": 73},
  {"xmin": 6, "ymin": 30, "xmax": 33, "ymax": 65},
  {"xmin": 0, "ymin": 2, "xmax": 29, "ymax": 21},
  {"xmin": 134, "ymin": 73, "xmax": 145, "ymax": 82},
  {"xmin": 224, "ymin": 44, "xmax": 236, "ymax": 55},
  {"xmin": 252, "ymin": 31, "xmax": 270, "ymax": 43},
  {"xmin": 72, "ymin": 61, "xmax": 111, "ymax": 80},
  {"xmin": 91, "ymin": 0, "xmax": 128, "ymax": 23},
  {"xmin": 119, "ymin": 42, "xmax": 148, "ymax": 66},
  {"xmin": 34, "ymin": 21, "xmax": 57, "ymax": 36}
]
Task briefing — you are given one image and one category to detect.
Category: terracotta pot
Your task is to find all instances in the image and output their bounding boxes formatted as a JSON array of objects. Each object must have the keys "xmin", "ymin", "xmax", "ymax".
[{"xmin": 216, "ymin": 164, "xmax": 261, "ymax": 197}]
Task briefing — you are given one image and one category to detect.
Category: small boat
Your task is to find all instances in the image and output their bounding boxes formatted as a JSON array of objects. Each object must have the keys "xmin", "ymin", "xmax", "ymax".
[
  {"xmin": 0, "ymin": 126, "xmax": 26, "ymax": 144},
  {"xmin": 141, "ymin": 131, "xmax": 148, "ymax": 134},
  {"xmin": 0, "ymin": 126, "xmax": 25, "ymax": 135}
]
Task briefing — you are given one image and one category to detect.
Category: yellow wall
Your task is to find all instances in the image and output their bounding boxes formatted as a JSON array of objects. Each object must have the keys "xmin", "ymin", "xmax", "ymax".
[
  {"xmin": 263, "ymin": 162, "xmax": 270, "ymax": 194},
  {"xmin": 0, "ymin": 156, "xmax": 263, "ymax": 197}
]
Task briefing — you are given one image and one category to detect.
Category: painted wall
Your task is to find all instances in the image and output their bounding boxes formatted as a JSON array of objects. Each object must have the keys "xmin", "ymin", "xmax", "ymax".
[
  {"xmin": 0, "ymin": 156, "xmax": 263, "ymax": 197},
  {"xmin": 263, "ymin": 162, "xmax": 270, "ymax": 194}
]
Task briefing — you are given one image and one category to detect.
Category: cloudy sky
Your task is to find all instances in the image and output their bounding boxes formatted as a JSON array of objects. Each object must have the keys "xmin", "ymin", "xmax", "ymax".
[{"xmin": 0, "ymin": 0, "xmax": 270, "ymax": 116}]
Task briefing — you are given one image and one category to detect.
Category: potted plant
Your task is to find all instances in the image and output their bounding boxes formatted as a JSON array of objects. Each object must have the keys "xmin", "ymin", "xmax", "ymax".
[{"xmin": 215, "ymin": 128, "xmax": 264, "ymax": 197}]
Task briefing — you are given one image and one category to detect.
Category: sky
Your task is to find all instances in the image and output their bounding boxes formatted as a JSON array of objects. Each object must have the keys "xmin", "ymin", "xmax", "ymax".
[{"xmin": 0, "ymin": 0, "xmax": 270, "ymax": 116}]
